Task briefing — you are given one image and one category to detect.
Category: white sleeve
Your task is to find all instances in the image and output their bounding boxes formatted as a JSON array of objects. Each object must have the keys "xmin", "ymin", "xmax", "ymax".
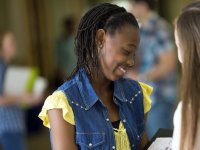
[{"xmin": 172, "ymin": 102, "xmax": 182, "ymax": 150}]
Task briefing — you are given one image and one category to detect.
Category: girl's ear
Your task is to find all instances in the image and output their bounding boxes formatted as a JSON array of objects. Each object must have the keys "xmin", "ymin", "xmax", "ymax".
[{"xmin": 96, "ymin": 29, "xmax": 106, "ymax": 48}]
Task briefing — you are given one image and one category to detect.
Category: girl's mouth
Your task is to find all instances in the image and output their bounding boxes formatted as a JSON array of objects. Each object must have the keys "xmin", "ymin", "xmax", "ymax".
[{"xmin": 119, "ymin": 66, "xmax": 126, "ymax": 73}]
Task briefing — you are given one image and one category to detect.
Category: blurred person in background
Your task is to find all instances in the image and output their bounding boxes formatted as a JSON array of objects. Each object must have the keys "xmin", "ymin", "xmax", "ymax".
[
  {"xmin": 128, "ymin": 0, "xmax": 177, "ymax": 139},
  {"xmin": 54, "ymin": 16, "xmax": 77, "ymax": 86},
  {"xmin": 172, "ymin": 1, "xmax": 200, "ymax": 149},
  {"xmin": 0, "ymin": 30, "xmax": 42, "ymax": 150}
]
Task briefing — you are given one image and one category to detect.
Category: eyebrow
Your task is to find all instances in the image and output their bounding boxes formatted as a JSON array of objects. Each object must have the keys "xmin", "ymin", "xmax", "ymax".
[{"xmin": 127, "ymin": 43, "xmax": 137, "ymax": 48}]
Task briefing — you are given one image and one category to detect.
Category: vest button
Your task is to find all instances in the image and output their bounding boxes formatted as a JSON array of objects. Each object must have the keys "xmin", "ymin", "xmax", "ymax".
[
  {"xmin": 106, "ymin": 118, "xmax": 110, "ymax": 121},
  {"xmin": 112, "ymin": 146, "xmax": 115, "ymax": 149},
  {"xmin": 123, "ymin": 119, "xmax": 126, "ymax": 123},
  {"xmin": 89, "ymin": 143, "xmax": 92, "ymax": 147}
]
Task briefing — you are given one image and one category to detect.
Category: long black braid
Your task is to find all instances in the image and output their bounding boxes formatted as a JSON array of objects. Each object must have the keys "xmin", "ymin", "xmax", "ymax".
[{"xmin": 68, "ymin": 3, "xmax": 139, "ymax": 79}]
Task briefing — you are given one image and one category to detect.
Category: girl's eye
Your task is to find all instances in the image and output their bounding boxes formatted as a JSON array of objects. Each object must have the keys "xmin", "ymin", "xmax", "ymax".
[{"xmin": 123, "ymin": 49, "xmax": 130, "ymax": 56}]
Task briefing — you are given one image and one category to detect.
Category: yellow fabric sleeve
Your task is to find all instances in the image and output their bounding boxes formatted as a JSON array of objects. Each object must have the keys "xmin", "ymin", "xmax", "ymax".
[
  {"xmin": 38, "ymin": 91, "xmax": 75, "ymax": 128},
  {"xmin": 139, "ymin": 82, "xmax": 153, "ymax": 114}
]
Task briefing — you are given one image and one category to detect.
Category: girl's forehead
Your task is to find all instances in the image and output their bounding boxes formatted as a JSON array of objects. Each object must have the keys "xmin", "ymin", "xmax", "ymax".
[
  {"xmin": 109, "ymin": 25, "xmax": 139, "ymax": 40},
  {"xmin": 105, "ymin": 26, "xmax": 140, "ymax": 49}
]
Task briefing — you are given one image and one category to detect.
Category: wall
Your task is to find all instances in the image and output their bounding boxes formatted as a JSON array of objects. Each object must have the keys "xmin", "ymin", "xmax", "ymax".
[
  {"xmin": 0, "ymin": 0, "xmax": 193, "ymax": 77},
  {"xmin": 0, "ymin": 0, "xmax": 89, "ymax": 78},
  {"xmin": 159, "ymin": 0, "xmax": 192, "ymax": 23}
]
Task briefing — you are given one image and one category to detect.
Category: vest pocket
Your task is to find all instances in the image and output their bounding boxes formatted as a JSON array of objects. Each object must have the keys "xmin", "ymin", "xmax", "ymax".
[{"xmin": 76, "ymin": 132, "xmax": 105, "ymax": 149}]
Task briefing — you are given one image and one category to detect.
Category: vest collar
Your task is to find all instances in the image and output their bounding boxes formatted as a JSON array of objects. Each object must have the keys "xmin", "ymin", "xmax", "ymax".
[{"xmin": 76, "ymin": 68, "xmax": 141, "ymax": 110}]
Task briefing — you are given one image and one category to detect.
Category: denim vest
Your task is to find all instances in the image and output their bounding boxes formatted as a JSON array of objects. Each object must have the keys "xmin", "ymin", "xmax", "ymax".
[{"xmin": 58, "ymin": 68, "xmax": 144, "ymax": 150}]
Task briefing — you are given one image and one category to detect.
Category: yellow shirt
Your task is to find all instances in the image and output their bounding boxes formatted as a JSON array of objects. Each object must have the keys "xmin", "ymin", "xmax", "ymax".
[{"xmin": 39, "ymin": 82, "xmax": 153, "ymax": 150}]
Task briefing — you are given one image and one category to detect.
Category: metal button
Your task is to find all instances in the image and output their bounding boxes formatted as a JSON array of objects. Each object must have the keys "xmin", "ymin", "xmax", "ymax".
[
  {"xmin": 89, "ymin": 143, "xmax": 92, "ymax": 147},
  {"xmin": 112, "ymin": 146, "xmax": 115, "ymax": 149},
  {"xmin": 106, "ymin": 118, "xmax": 110, "ymax": 121},
  {"xmin": 132, "ymin": 144, "xmax": 135, "ymax": 147},
  {"xmin": 123, "ymin": 119, "xmax": 126, "ymax": 123}
]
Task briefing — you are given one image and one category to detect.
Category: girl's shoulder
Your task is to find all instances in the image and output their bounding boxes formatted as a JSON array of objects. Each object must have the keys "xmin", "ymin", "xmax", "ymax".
[{"xmin": 38, "ymin": 90, "xmax": 75, "ymax": 128}]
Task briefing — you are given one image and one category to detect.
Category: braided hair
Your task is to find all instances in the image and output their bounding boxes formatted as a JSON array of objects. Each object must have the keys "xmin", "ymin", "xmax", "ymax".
[{"xmin": 69, "ymin": 3, "xmax": 139, "ymax": 79}]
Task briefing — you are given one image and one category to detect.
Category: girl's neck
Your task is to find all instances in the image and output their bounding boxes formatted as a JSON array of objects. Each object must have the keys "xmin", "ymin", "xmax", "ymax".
[
  {"xmin": 91, "ymin": 75, "xmax": 114, "ymax": 105},
  {"xmin": 90, "ymin": 72, "xmax": 113, "ymax": 93}
]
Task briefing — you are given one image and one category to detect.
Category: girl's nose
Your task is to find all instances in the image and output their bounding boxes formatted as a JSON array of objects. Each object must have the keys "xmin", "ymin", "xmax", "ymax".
[{"xmin": 127, "ymin": 58, "xmax": 134, "ymax": 68}]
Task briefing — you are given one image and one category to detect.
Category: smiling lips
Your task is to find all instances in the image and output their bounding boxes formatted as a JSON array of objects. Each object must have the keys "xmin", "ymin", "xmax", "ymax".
[{"xmin": 119, "ymin": 67, "xmax": 126, "ymax": 73}]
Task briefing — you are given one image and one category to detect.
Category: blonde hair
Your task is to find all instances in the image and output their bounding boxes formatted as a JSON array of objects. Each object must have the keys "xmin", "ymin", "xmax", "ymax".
[{"xmin": 175, "ymin": 7, "xmax": 200, "ymax": 150}]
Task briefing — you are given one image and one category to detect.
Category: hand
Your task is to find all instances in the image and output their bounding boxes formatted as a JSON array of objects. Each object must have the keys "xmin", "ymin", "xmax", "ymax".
[
  {"xmin": 20, "ymin": 92, "xmax": 44, "ymax": 106},
  {"xmin": 0, "ymin": 93, "xmax": 44, "ymax": 106}
]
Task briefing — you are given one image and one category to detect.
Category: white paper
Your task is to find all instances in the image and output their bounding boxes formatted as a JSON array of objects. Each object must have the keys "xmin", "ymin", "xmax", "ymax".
[
  {"xmin": 4, "ymin": 66, "xmax": 32, "ymax": 95},
  {"xmin": 3, "ymin": 66, "xmax": 48, "ymax": 96},
  {"xmin": 148, "ymin": 138, "xmax": 172, "ymax": 150}
]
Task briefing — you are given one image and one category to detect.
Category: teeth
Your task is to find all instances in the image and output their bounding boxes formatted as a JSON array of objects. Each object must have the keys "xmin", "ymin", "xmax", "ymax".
[{"xmin": 119, "ymin": 67, "xmax": 126, "ymax": 73}]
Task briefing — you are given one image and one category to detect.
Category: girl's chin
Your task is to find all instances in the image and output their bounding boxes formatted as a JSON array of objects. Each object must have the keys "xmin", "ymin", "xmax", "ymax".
[
  {"xmin": 112, "ymin": 73, "xmax": 124, "ymax": 81},
  {"xmin": 104, "ymin": 68, "xmax": 125, "ymax": 81}
]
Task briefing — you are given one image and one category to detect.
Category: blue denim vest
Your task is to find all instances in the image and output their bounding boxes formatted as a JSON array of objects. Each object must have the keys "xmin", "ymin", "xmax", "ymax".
[{"xmin": 58, "ymin": 68, "xmax": 144, "ymax": 150}]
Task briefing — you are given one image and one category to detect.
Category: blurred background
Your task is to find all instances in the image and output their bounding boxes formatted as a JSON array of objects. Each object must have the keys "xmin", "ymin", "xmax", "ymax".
[{"xmin": 0, "ymin": 0, "xmax": 194, "ymax": 149}]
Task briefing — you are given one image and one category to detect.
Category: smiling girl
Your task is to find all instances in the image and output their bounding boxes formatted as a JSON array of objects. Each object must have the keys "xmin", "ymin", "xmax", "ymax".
[{"xmin": 39, "ymin": 3, "xmax": 153, "ymax": 150}]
